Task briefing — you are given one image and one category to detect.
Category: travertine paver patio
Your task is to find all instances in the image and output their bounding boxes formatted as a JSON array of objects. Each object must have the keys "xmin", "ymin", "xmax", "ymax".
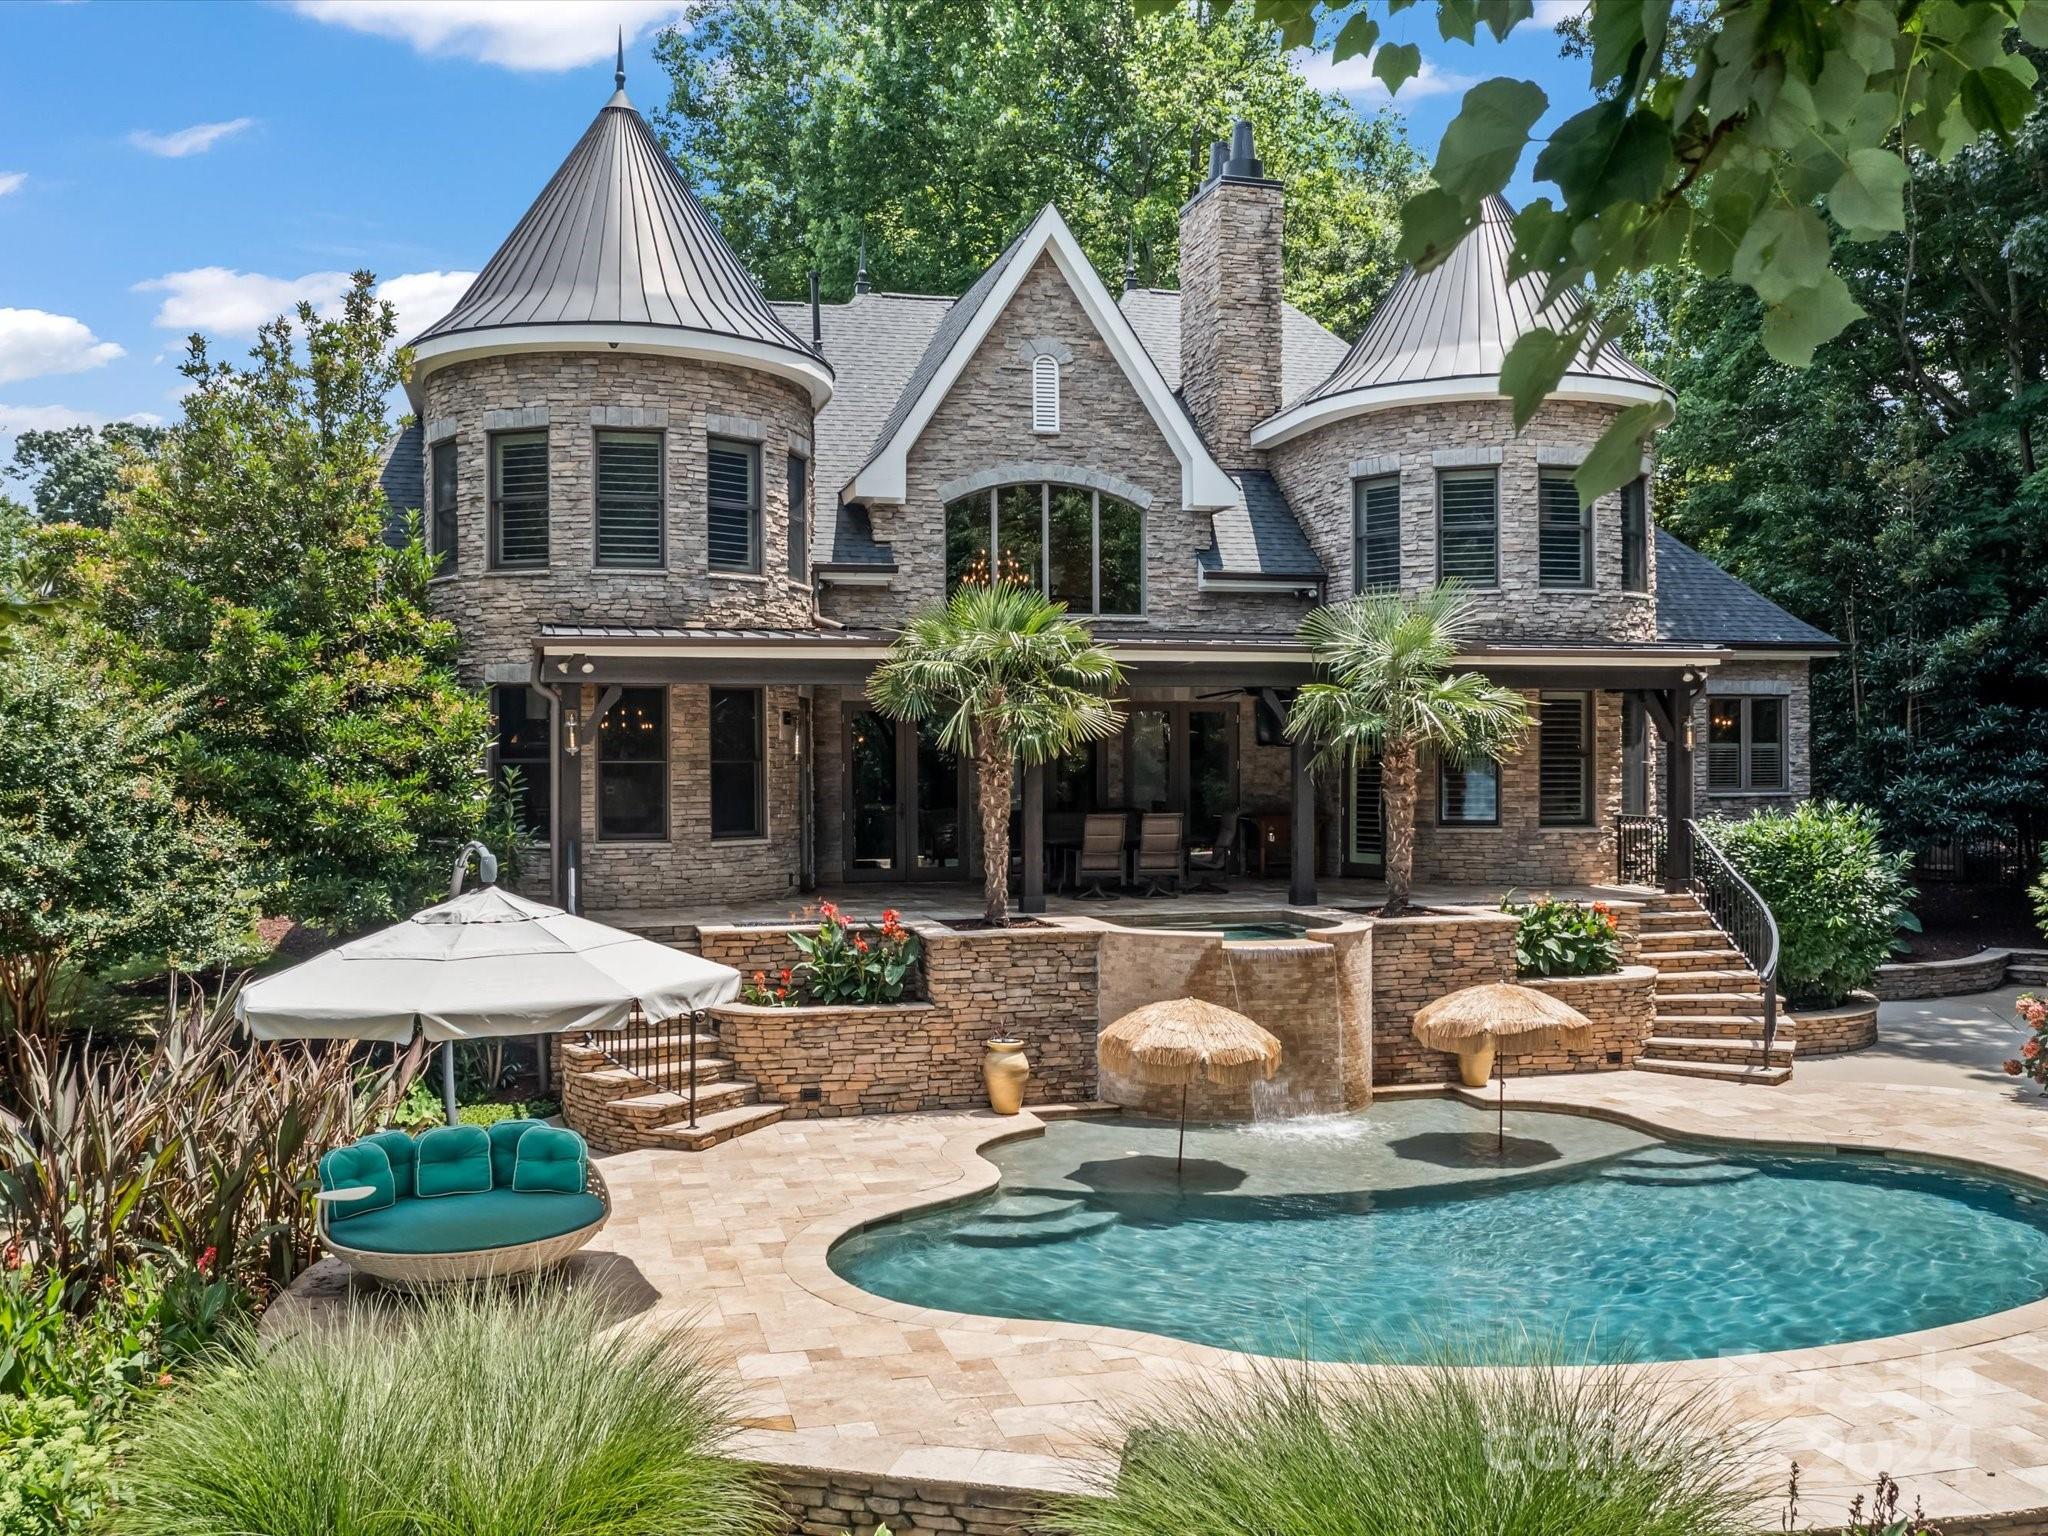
[{"xmin": 282, "ymin": 1004, "xmax": 2048, "ymax": 1526}]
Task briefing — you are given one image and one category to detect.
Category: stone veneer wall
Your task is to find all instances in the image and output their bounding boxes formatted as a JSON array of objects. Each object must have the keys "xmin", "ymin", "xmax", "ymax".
[
  {"xmin": 1265, "ymin": 398, "xmax": 1658, "ymax": 642},
  {"xmin": 701, "ymin": 922, "xmax": 1099, "ymax": 1113},
  {"xmin": 572, "ymin": 682, "xmax": 806, "ymax": 909},
  {"xmin": 1874, "ymin": 950, "xmax": 2012, "ymax": 1000},
  {"xmin": 755, "ymin": 1460, "xmax": 1054, "ymax": 1536},
  {"xmin": 1411, "ymin": 689, "xmax": 1623, "ymax": 887},
  {"xmin": 1517, "ymin": 966, "xmax": 1656, "ymax": 1071},
  {"xmin": 822, "ymin": 252, "xmax": 1315, "ymax": 638},
  {"xmin": 1693, "ymin": 658, "xmax": 1814, "ymax": 816},
  {"xmin": 1794, "ymin": 994, "xmax": 1880, "ymax": 1055},
  {"xmin": 1177, "ymin": 173, "xmax": 1283, "ymax": 467},
  {"xmin": 1092, "ymin": 921, "xmax": 1372, "ymax": 1119},
  {"xmin": 417, "ymin": 351, "xmax": 815, "ymax": 678},
  {"xmin": 1369, "ymin": 908, "xmax": 1519, "ymax": 1084}
]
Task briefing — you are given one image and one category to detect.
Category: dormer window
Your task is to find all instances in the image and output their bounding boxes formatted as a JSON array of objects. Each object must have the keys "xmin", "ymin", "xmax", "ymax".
[{"xmin": 1032, "ymin": 354, "xmax": 1059, "ymax": 434}]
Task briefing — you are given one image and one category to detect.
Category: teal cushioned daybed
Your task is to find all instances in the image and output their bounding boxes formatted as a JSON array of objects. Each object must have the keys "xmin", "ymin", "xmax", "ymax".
[{"xmin": 318, "ymin": 1122, "xmax": 608, "ymax": 1285}]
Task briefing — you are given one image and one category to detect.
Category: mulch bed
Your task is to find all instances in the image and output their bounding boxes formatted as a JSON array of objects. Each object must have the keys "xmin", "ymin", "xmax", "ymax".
[{"xmin": 1899, "ymin": 883, "xmax": 2043, "ymax": 962}]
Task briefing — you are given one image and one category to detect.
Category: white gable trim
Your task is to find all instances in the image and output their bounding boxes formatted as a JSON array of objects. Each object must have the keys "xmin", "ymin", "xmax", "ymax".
[
  {"xmin": 1251, "ymin": 373, "xmax": 1670, "ymax": 450},
  {"xmin": 846, "ymin": 205, "xmax": 1237, "ymax": 510}
]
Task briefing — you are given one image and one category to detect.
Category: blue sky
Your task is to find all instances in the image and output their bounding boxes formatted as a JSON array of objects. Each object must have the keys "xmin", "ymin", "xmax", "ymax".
[{"xmin": 0, "ymin": 1, "xmax": 1593, "ymax": 461}]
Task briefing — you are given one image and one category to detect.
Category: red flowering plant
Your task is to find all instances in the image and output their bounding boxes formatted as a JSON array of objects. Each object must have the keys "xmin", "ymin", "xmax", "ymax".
[
  {"xmin": 786, "ymin": 902, "xmax": 920, "ymax": 1004},
  {"xmin": 739, "ymin": 966, "xmax": 799, "ymax": 1008},
  {"xmin": 2003, "ymin": 993, "xmax": 2048, "ymax": 1089}
]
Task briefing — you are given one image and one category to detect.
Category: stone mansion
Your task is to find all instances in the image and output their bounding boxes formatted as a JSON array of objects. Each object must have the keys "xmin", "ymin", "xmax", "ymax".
[{"xmin": 383, "ymin": 60, "xmax": 1836, "ymax": 922}]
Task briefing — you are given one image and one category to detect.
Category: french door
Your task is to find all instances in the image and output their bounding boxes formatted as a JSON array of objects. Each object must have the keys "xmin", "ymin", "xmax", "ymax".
[
  {"xmin": 1347, "ymin": 749, "xmax": 1385, "ymax": 876},
  {"xmin": 1122, "ymin": 703, "xmax": 1236, "ymax": 854},
  {"xmin": 844, "ymin": 710, "xmax": 974, "ymax": 881}
]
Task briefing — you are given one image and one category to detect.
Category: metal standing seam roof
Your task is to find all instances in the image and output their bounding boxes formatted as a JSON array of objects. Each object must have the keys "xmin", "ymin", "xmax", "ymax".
[
  {"xmin": 1299, "ymin": 195, "xmax": 1664, "ymax": 407},
  {"xmin": 409, "ymin": 81, "xmax": 819, "ymax": 371}
]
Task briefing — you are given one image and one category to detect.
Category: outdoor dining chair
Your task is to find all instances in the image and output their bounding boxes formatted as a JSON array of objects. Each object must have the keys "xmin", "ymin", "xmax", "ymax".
[
  {"xmin": 1186, "ymin": 806, "xmax": 1242, "ymax": 894},
  {"xmin": 1134, "ymin": 812, "xmax": 1186, "ymax": 897},
  {"xmin": 1074, "ymin": 813, "xmax": 1127, "ymax": 897}
]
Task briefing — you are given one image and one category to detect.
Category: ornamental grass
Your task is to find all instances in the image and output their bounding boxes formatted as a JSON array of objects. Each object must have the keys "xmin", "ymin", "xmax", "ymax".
[
  {"xmin": 1051, "ymin": 1351, "xmax": 1765, "ymax": 1536},
  {"xmin": 107, "ymin": 1282, "xmax": 777, "ymax": 1536}
]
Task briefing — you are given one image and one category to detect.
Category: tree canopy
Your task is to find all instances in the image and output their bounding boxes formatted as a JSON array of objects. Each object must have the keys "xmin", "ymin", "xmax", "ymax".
[
  {"xmin": 5, "ymin": 422, "xmax": 168, "ymax": 530},
  {"xmin": 653, "ymin": 0, "xmax": 1425, "ymax": 339}
]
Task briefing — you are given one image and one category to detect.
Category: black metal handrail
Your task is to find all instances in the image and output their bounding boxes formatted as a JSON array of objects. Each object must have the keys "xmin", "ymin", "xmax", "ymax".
[
  {"xmin": 1686, "ymin": 818, "xmax": 1781, "ymax": 1057},
  {"xmin": 1615, "ymin": 813, "xmax": 1666, "ymax": 887},
  {"xmin": 583, "ymin": 1007, "xmax": 716, "ymax": 1128}
]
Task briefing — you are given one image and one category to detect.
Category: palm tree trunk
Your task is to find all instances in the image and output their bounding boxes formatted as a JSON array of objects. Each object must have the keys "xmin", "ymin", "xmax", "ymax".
[
  {"xmin": 978, "ymin": 731, "xmax": 1014, "ymax": 926},
  {"xmin": 1380, "ymin": 739, "xmax": 1417, "ymax": 918}
]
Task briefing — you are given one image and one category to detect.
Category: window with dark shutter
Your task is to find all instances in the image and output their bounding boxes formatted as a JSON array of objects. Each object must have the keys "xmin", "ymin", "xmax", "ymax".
[
  {"xmin": 1621, "ymin": 477, "xmax": 1649, "ymax": 592},
  {"xmin": 1707, "ymin": 699, "xmax": 1743, "ymax": 790},
  {"xmin": 491, "ymin": 685, "xmax": 552, "ymax": 840},
  {"xmin": 710, "ymin": 688, "xmax": 764, "ymax": 839},
  {"xmin": 595, "ymin": 431, "xmax": 662, "ymax": 567},
  {"xmin": 1749, "ymin": 697, "xmax": 1786, "ymax": 789},
  {"xmin": 490, "ymin": 432, "xmax": 549, "ymax": 567},
  {"xmin": 1353, "ymin": 475, "xmax": 1400, "ymax": 593},
  {"xmin": 707, "ymin": 439, "xmax": 759, "ymax": 571},
  {"xmin": 430, "ymin": 440, "xmax": 457, "ymax": 574},
  {"xmin": 1439, "ymin": 758, "xmax": 1500, "ymax": 824},
  {"xmin": 787, "ymin": 453, "xmax": 807, "ymax": 582},
  {"xmin": 598, "ymin": 687, "xmax": 666, "ymax": 841},
  {"xmin": 1539, "ymin": 692, "xmax": 1592, "ymax": 825},
  {"xmin": 1707, "ymin": 696, "xmax": 1787, "ymax": 791},
  {"xmin": 1538, "ymin": 472, "xmax": 1590, "ymax": 588},
  {"xmin": 1437, "ymin": 469, "xmax": 1497, "ymax": 585}
]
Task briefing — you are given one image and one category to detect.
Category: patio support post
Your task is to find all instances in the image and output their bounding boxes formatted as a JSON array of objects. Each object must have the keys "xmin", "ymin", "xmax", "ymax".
[
  {"xmin": 1289, "ymin": 733, "xmax": 1317, "ymax": 906},
  {"xmin": 440, "ymin": 1038, "xmax": 458, "ymax": 1126},
  {"xmin": 1661, "ymin": 685, "xmax": 1697, "ymax": 891},
  {"xmin": 1020, "ymin": 761, "xmax": 1046, "ymax": 913}
]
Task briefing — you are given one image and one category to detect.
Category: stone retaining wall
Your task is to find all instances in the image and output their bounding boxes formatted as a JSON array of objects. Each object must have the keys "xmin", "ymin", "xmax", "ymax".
[
  {"xmin": 1368, "ymin": 908, "xmax": 1519, "ymax": 1084},
  {"xmin": 1518, "ymin": 966, "xmax": 1657, "ymax": 1071},
  {"xmin": 755, "ymin": 1459, "xmax": 1063, "ymax": 1536},
  {"xmin": 1794, "ymin": 993, "xmax": 1879, "ymax": 1056},
  {"xmin": 1874, "ymin": 949, "xmax": 2012, "ymax": 1000}
]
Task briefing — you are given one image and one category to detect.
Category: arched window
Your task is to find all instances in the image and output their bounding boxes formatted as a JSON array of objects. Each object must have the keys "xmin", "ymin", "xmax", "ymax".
[
  {"xmin": 944, "ymin": 483, "xmax": 1143, "ymax": 614},
  {"xmin": 1031, "ymin": 354, "xmax": 1060, "ymax": 434}
]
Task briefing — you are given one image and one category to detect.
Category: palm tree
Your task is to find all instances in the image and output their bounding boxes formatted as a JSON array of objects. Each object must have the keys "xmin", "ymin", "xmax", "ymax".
[
  {"xmin": 1287, "ymin": 582, "xmax": 1530, "ymax": 918},
  {"xmin": 868, "ymin": 583, "xmax": 1124, "ymax": 925}
]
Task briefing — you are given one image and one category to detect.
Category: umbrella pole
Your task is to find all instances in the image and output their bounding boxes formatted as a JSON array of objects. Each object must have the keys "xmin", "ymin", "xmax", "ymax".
[
  {"xmin": 441, "ymin": 1040, "xmax": 459, "ymax": 1126},
  {"xmin": 1177, "ymin": 1081, "xmax": 1188, "ymax": 1175},
  {"xmin": 1496, "ymin": 1052, "xmax": 1504, "ymax": 1157}
]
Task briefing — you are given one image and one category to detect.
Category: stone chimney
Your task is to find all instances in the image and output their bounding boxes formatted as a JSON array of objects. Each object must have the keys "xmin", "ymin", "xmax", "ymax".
[{"xmin": 1178, "ymin": 119, "xmax": 1284, "ymax": 467}]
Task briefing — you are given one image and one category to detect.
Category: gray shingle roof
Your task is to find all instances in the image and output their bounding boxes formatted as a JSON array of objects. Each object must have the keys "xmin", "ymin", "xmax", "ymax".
[
  {"xmin": 377, "ymin": 421, "xmax": 423, "ymax": 550},
  {"xmin": 1198, "ymin": 470, "xmax": 1324, "ymax": 580},
  {"xmin": 412, "ymin": 83, "xmax": 818, "ymax": 371},
  {"xmin": 1117, "ymin": 288, "xmax": 1349, "ymax": 408},
  {"xmin": 1655, "ymin": 530, "xmax": 1839, "ymax": 649},
  {"xmin": 1302, "ymin": 195, "xmax": 1664, "ymax": 407}
]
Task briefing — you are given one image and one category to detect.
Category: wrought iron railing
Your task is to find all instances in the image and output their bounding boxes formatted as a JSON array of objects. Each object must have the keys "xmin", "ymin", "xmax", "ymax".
[
  {"xmin": 583, "ymin": 1007, "xmax": 716, "ymax": 1128},
  {"xmin": 1686, "ymin": 818, "xmax": 1781, "ymax": 1057},
  {"xmin": 1615, "ymin": 813, "xmax": 1667, "ymax": 886}
]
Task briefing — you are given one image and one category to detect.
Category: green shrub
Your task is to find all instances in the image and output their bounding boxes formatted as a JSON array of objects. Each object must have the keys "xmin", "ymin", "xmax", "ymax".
[
  {"xmin": 1050, "ymin": 1355, "xmax": 1763, "ymax": 1536},
  {"xmin": 0, "ymin": 1263, "xmax": 165, "ymax": 1406},
  {"xmin": 1503, "ymin": 895, "xmax": 1623, "ymax": 977},
  {"xmin": 1701, "ymin": 801, "xmax": 1917, "ymax": 1009},
  {"xmin": 0, "ymin": 1395, "xmax": 113, "ymax": 1536},
  {"xmin": 108, "ymin": 1283, "xmax": 778, "ymax": 1536},
  {"xmin": 2030, "ymin": 862, "xmax": 2048, "ymax": 941}
]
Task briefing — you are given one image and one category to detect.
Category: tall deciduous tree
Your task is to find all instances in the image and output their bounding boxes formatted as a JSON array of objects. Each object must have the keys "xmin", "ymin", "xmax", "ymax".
[
  {"xmin": 97, "ymin": 276, "xmax": 492, "ymax": 931},
  {"xmin": 6, "ymin": 422, "xmax": 168, "ymax": 529},
  {"xmin": 654, "ymin": 0, "xmax": 1424, "ymax": 339}
]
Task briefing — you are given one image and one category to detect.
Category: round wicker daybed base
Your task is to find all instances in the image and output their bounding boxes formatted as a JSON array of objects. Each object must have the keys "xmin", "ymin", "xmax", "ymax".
[{"xmin": 319, "ymin": 1163, "xmax": 611, "ymax": 1288}]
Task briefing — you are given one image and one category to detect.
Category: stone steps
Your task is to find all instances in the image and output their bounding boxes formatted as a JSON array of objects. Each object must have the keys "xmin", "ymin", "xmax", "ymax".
[
  {"xmin": 1628, "ymin": 894, "xmax": 1794, "ymax": 1085},
  {"xmin": 646, "ymin": 1102, "xmax": 788, "ymax": 1152},
  {"xmin": 1636, "ymin": 928, "xmax": 1739, "ymax": 954},
  {"xmin": 1652, "ymin": 1012, "xmax": 1797, "ymax": 1041},
  {"xmin": 1636, "ymin": 1057, "xmax": 1793, "ymax": 1086},
  {"xmin": 1641, "ymin": 1034, "xmax": 1796, "ymax": 1067},
  {"xmin": 608, "ymin": 1078, "xmax": 761, "ymax": 1129}
]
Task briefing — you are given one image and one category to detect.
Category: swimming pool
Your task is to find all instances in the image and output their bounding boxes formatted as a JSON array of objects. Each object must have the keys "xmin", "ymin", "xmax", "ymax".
[
  {"xmin": 1110, "ymin": 910, "xmax": 1336, "ymax": 942},
  {"xmin": 828, "ymin": 1101, "xmax": 2048, "ymax": 1362}
]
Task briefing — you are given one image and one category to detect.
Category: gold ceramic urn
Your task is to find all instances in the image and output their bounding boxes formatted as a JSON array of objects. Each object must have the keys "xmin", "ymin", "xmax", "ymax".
[{"xmin": 982, "ymin": 1038, "xmax": 1029, "ymax": 1114}]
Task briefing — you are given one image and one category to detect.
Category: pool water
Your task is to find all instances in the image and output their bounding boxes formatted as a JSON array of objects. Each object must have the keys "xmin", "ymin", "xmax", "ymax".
[
  {"xmin": 829, "ymin": 1101, "xmax": 2048, "ymax": 1362},
  {"xmin": 1114, "ymin": 911, "xmax": 1327, "ymax": 942}
]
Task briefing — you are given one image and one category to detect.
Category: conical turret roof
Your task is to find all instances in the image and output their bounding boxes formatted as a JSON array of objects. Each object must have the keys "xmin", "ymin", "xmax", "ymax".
[
  {"xmin": 410, "ymin": 68, "xmax": 829, "ymax": 403},
  {"xmin": 1252, "ymin": 196, "xmax": 1665, "ymax": 448}
]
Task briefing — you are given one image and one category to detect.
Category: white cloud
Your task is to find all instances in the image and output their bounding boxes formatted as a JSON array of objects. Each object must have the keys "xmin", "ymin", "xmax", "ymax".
[
  {"xmin": 287, "ymin": 1, "xmax": 694, "ymax": 70},
  {"xmin": 0, "ymin": 403, "xmax": 165, "ymax": 436},
  {"xmin": 1293, "ymin": 47, "xmax": 1482, "ymax": 107},
  {"xmin": 0, "ymin": 309, "xmax": 125, "ymax": 386},
  {"xmin": 0, "ymin": 173, "xmax": 24, "ymax": 198},
  {"xmin": 133, "ymin": 267, "xmax": 479, "ymax": 339},
  {"xmin": 127, "ymin": 118, "xmax": 256, "ymax": 158}
]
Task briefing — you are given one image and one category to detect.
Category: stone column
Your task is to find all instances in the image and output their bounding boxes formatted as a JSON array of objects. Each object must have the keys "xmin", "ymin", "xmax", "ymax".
[
  {"xmin": 1290, "ymin": 734, "xmax": 1317, "ymax": 905},
  {"xmin": 1020, "ymin": 761, "xmax": 1046, "ymax": 914}
]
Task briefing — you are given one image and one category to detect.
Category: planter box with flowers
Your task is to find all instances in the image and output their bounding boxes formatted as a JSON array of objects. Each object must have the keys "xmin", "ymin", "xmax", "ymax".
[{"xmin": 1500, "ymin": 895, "xmax": 1654, "ymax": 1073}]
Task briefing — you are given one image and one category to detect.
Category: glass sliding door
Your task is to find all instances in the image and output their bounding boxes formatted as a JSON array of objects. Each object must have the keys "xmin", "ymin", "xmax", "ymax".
[
  {"xmin": 1186, "ymin": 709, "xmax": 1234, "ymax": 852},
  {"xmin": 843, "ymin": 712, "xmax": 973, "ymax": 882},
  {"xmin": 847, "ymin": 710, "xmax": 900, "ymax": 877},
  {"xmin": 1126, "ymin": 709, "xmax": 1172, "ymax": 812},
  {"xmin": 915, "ymin": 730, "xmax": 964, "ymax": 872},
  {"xmin": 1120, "ymin": 702, "xmax": 1237, "ymax": 849}
]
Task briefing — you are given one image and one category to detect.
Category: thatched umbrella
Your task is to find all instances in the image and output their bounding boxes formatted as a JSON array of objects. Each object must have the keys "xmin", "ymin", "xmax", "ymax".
[
  {"xmin": 1099, "ymin": 998, "xmax": 1282, "ymax": 1171},
  {"xmin": 1413, "ymin": 983, "xmax": 1593, "ymax": 1153}
]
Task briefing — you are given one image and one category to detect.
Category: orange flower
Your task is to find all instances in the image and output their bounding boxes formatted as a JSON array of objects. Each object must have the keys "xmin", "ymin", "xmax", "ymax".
[
  {"xmin": 2006, "ymin": 1059, "xmax": 2026, "ymax": 1075},
  {"xmin": 882, "ymin": 908, "xmax": 900, "ymax": 925},
  {"xmin": 2025, "ymin": 1039, "xmax": 2041, "ymax": 1060},
  {"xmin": 753, "ymin": 969, "xmax": 767, "ymax": 984},
  {"xmin": 779, "ymin": 967, "xmax": 793, "ymax": 983},
  {"xmin": 856, "ymin": 936, "xmax": 870, "ymax": 953}
]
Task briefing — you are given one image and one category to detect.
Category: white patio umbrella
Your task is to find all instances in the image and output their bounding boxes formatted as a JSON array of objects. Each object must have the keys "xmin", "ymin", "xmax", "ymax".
[{"xmin": 239, "ymin": 860, "xmax": 740, "ymax": 1122}]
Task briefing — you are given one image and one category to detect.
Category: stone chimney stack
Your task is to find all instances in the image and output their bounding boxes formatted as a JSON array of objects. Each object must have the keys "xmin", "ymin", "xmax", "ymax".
[{"xmin": 1178, "ymin": 119, "xmax": 1284, "ymax": 467}]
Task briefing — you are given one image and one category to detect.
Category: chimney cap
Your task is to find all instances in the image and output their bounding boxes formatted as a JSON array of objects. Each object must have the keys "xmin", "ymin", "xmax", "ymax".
[{"xmin": 1223, "ymin": 119, "xmax": 1263, "ymax": 179}]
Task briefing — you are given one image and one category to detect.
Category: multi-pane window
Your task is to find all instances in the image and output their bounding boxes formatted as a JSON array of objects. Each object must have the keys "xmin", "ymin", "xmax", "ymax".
[
  {"xmin": 490, "ymin": 432, "xmax": 549, "ymax": 567},
  {"xmin": 1539, "ymin": 692, "xmax": 1593, "ymax": 825},
  {"xmin": 1621, "ymin": 476, "xmax": 1649, "ymax": 593},
  {"xmin": 1439, "ymin": 757, "xmax": 1500, "ymax": 824},
  {"xmin": 1707, "ymin": 696, "xmax": 1787, "ymax": 791},
  {"xmin": 1353, "ymin": 475, "xmax": 1400, "ymax": 593},
  {"xmin": 709, "ymin": 688, "xmax": 764, "ymax": 839},
  {"xmin": 1032, "ymin": 354, "xmax": 1060, "ymax": 433},
  {"xmin": 595, "ymin": 431, "xmax": 662, "ymax": 567},
  {"xmin": 1437, "ymin": 469, "xmax": 1498, "ymax": 585},
  {"xmin": 944, "ymin": 484, "xmax": 1143, "ymax": 614},
  {"xmin": 597, "ymin": 687, "xmax": 666, "ymax": 841},
  {"xmin": 1538, "ymin": 472, "xmax": 1591, "ymax": 588},
  {"xmin": 787, "ymin": 453, "xmax": 808, "ymax": 582},
  {"xmin": 707, "ymin": 439, "xmax": 759, "ymax": 571},
  {"xmin": 429, "ymin": 440, "xmax": 457, "ymax": 575},
  {"xmin": 490, "ymin": 685, "xmax": 551, "ymax": 840}
]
